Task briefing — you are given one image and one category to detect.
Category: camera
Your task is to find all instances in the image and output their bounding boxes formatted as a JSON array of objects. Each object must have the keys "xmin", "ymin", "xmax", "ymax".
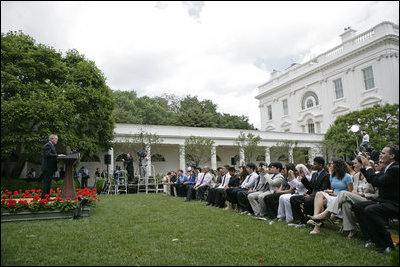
[{"xmin": 137, "ymin": 151, "xmax": 146, "ymax": 158}]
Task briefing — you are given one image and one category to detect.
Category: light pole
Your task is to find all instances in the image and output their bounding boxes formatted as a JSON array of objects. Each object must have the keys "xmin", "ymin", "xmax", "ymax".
[{"xmin": 350, "ymin": 124, "xmax": 360, "ymax": 149}]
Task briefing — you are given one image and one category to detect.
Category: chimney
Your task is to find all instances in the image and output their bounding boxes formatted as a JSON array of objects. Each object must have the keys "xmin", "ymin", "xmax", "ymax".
[{"xmin": 340, "ymin": 26, "xmax": 357, "ymax": 43}]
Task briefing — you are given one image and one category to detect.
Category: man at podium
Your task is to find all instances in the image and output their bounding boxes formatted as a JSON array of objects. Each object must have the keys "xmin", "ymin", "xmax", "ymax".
[{"xmin": 40, "ymin": 134, "xmax": 65, "ymax": 199}]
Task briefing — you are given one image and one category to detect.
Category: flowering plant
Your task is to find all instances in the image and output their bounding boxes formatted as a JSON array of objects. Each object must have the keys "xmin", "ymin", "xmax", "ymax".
[{"xmin": 1, "ymin": 187, "xmax": 100, "ymax": 213}]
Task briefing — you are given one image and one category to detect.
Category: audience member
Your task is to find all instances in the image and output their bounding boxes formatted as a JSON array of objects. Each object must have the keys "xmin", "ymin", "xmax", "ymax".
[
  {"xmin": 306, "ymin": 158, "xmax": 353, "ymax": 234},
  {"xmin": 311, "ymin": 156, "xmax": 379, "ymax": 238},
  {"xmin": 248, "ymin": 162, "xmax": 284, "ymax": 217},
  {"xmin": 207, "ymin": 165, "xmax": 231, "ymax": 207},
  {"xmin": 352, "ymin": 145, "xmax": 399, "ymax": 253},
  {"xmin": 225, "ymin": 163, "xmax": 258, "ymax": 211},
  {"xmin": 162, "ymin": 172, "xmax": 172, "ymax": 196},
  {"xmin": 263, "ymin": 163, "xmax": 295, "ymax": 220},
  {"xmin": 277, "ymin": 163, "xmax": 311, "ymax": 222},
  {"xmin": 171, "ymin": 169, "xmax": 188, "ymax": 197},
  {"xmin": 237, "ymin": 162, "xmax": 268, "ymax": 215},
  {"xmin": 185, "ymin": 166, "xmax": 212, "ymax": 202},
  {"xmin": 289, "ymin": 156, "xmax": 330, "ymax": 227},
  {"xmin": 225, "ymin": 166, "xmax": 247, "ymax": 210}
]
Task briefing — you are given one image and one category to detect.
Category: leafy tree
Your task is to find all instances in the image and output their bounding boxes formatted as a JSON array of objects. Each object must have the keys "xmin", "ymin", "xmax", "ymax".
[
  {"xmin": 235, "ymin": 132, "xmax": 263, "ymax": 163},
  {"xmin": 325, "ymin": 104, "xmax": 399, "ymax": 159},
  {"xmin": 271, "ymin": 140, "xmax": 309, "ymax": 164},
  {"xmin": 184, "ymin": 136, "xmax": 215, "ymax": 168},
  {"xmin": 1, "ymin": 31, "xmax": 114, "ymax": 178}
]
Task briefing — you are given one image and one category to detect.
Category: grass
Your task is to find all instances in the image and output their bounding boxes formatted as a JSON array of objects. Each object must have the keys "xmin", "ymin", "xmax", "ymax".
[{"xmin": 1, "ymin": 193, "xmax": 397, "ymax": 266}]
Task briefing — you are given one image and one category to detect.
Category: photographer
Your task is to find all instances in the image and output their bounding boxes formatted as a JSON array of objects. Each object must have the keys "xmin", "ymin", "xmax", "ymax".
[
  {"xmin": 122, "ymin": 153, "xmax": 134, "ymax": 182},
  {"xmin": 137, "ymin": 151, "xmax": 149, "ymax": 179}
]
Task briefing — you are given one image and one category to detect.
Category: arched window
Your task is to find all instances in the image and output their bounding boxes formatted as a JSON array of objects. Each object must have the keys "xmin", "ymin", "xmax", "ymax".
[
  {"xmin": 301, "ymin": 91, "xmax": 319, "ymax": 110},
  {"xmin": 307, "ymin": 119, "xmax": 315, "ymax": 133},
  {"xmin": 151, "ymin": 154, "xmax": 166, "ymax": 162}
]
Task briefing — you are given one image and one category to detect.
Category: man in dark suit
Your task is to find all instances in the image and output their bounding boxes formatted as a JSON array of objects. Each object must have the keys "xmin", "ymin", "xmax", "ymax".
[
  {"xmin": 353, "ymin": 144, "xmax": 399, "ymax": 253},
  {"xmin": 41, "ymin": 134, "xmax": 64, "ymax": 199},
  {"xmin": 289, "ymin": 156, "xmax": 330, "ymax": 225}
]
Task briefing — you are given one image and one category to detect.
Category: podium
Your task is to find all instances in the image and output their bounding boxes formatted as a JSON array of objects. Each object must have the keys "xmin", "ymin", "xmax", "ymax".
[{"xmin": 58, "ymin": 153, "xmax": 80, "ymax": 199}]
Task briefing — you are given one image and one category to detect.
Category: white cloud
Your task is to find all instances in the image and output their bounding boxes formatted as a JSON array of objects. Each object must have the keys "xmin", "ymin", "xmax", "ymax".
[{"xmin": 1, "ymin": 1, "xmax": 399, "ymax": 129}]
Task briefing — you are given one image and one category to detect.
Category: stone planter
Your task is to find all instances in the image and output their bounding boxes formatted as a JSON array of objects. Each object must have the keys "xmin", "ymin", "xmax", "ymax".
[{"xmin": 1, "ymin": 206, "xmax": 93, "ymax": 222}]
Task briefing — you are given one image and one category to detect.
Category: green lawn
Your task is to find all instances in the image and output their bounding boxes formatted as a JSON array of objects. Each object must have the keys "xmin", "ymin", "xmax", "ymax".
[{"xmin": 1, "ymin": 193, "xmax": 397, "ymax": 266}]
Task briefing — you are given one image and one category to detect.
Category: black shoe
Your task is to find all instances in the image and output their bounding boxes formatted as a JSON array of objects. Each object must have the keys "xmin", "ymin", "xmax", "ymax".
[
  {"xmin": 184, "ymin": 199, "xmax": 190, "ymax": 202},
  {"xmin": 206, "ymin": 203, "xmax": 212, "ymax": 206}
]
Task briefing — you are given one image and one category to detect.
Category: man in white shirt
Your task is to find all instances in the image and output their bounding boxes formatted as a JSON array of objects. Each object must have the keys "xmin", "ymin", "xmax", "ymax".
[
  {"xmin": 360, "ymin": 131, "xmax": 370, "ymax": 152},
  {"xmin": 206, "ymin": 165, "xmax": 231, "ymax": 206},
  {"xmin": 185, "ymin": 166, "xmax": 212, "ymax": 202}
]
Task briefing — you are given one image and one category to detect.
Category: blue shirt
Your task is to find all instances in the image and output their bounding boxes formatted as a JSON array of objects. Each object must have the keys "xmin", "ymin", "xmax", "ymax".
[
  {"xmin": 330, "ymin": 173, "xmax": 353, "ymax": 194},
  {"xmin": 186, "ymin": 173, "xmax": 196, "ymax": 184},
  {"xmin": 176, "ymin": 174, "xmax": 188, "ymax": 184}
]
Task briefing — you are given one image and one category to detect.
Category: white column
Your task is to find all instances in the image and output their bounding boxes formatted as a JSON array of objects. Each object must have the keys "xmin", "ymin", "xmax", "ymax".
[
  {"xmin": 179, "ymin": 145, "xmax": 186, "ymax": 171},
  {"xmin": 146, "ymin": 144, "xmax": 151, "ymax": 177},
  {"xmin": 264, "ymin": 147, "xmax": 271, "ymax": 164},
  {"xmin": 288, "ymin": 147, "xmax": 294, "ymax": 163},
  {"xmin": 145, "ymin": 144, "xmax": 151, "ymax": 194},
  {"xmin": 211, "ymin": 145, "xmax": 217, "ymax": 170},
  {"xmin": 108, "ymin": 147, "xmax": 114, "ymax": 174},
  {"xmin": 239, "ymin": 147, "xmax": 245, "ymax": 165}
]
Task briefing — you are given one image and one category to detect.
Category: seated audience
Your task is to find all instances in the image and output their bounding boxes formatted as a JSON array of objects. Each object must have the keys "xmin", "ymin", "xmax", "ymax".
[
  {"xmin": 185, "ymin": 166, "xmax": 212, "ymax": 202},
  {"xmin": 248, "ymin": 162, "xmax": 284, "ymax": 217},
  {"xmin": 277, "ymin": 163, "xmax": 311, "ymax": 222},
  {"xmin": 207, "ymin": 165, "xmax": 231, "ymax": 207},
  {"xmin": 289, "ymin": 156, "xmax": 330, "ymax": 227},
  {"xmin": 352, "ymin": 145, "xmax": 399, "ymax": 253},
  {"xmin": 225, "ymin": 166, "xmax": 248, "ymax": 210},
  {"xmin": 263, "ymin": 163, "xmax": 295, "ymax": 220},
  {"xmin": 311, "ymin": 156, "xmax": 379, "ymax": 238},
  {"xmin": 307, "ymin": 158, "xmax": 353, "ymax": 234}
]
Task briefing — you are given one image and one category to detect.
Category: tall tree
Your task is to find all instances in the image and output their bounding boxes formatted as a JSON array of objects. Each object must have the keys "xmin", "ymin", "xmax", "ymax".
[
  {"xmin": 235, "ymin": 132, "xmax": 263, "ymax": 163},
  {"xmin": 1, "ymin": 31, "xmax": 115, "ymax": 178}
]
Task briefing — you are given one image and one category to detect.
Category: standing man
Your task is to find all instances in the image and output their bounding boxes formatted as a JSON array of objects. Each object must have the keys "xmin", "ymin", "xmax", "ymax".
[
  {"xmin": 360, "ymin": 130, "xmax": 370, "ymax": 152},
  {"xmin": 41, "ymin": 134, "xmax": 65, "ymax": 199},
  {"xmin": 124, "ymin": 153, "xmax": 134, "ymax": 183}
]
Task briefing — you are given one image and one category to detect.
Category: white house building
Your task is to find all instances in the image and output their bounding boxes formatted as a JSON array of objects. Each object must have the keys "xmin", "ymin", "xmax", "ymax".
[{"xmin": 256, "ymin": 21, "xmax": 399, "ymax": 134}]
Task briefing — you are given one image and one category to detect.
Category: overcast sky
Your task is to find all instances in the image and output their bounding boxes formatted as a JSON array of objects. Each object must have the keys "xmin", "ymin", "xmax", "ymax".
[{"xmin": 1, "ymin": 1, "xmax": 399, "ymax": 129}]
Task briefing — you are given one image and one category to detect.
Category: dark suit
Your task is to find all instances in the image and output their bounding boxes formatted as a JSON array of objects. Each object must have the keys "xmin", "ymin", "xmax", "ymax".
[
  {"xmin": 41, "ymin": 142, "xmax": 58, "ymax": 199},
  {"xmin": 125, "ymin": 157, "xmax": 134, "ymax": 182},
  {"xmin": 290, "ymin": 169, "xmax": 330, "ymax": 223},
  {"xmin": 353, "ymin": 162, "xmax": 399, "ymax": 249}
]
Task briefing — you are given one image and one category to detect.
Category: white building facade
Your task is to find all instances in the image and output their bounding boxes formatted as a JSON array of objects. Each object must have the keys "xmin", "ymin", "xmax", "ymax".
[{"xmin": 256, "ymin": 21, "xmax": 399, "ymax": 134}]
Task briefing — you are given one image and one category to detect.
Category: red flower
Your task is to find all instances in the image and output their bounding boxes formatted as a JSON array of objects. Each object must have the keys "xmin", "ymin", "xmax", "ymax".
[{"xmin": 67, "ymin": 197, "xmax": 71, "ymax": 201}]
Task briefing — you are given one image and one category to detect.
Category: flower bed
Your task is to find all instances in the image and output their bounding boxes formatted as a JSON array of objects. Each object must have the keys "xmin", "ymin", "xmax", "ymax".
[{"xmin": 1, "ymin": 187, "xmax": 100, "ymax": 214}]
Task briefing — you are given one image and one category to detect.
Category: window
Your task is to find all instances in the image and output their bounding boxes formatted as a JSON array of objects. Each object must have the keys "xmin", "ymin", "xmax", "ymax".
[
  {"xmin": 307, "ymin": 119, "xmax": 315, "ymax": 133},
  {"xmin": 151, "ymin": 154, "xmax": 165, "ymax": 162},
  {"xmin": 362, "ymin": 66, "xmax": 375, "ymax": 90},
  {"xmin": 306, "ymin": 98, "xmax": 314, "ymax": 108},
  {"xmin": 301, "ymin": 91, "xmax": 319, "ymax": 110},
  {"xmin": 282, "ymin": 99, "xmax": 288, "ymax": 115},
  {"xmin": 267, "ymin": 105, "xmax": 272, "ymax": 120},
  {"xmin": 334, "ymin": 78, "xmax": 344, "ymax": 99}
]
